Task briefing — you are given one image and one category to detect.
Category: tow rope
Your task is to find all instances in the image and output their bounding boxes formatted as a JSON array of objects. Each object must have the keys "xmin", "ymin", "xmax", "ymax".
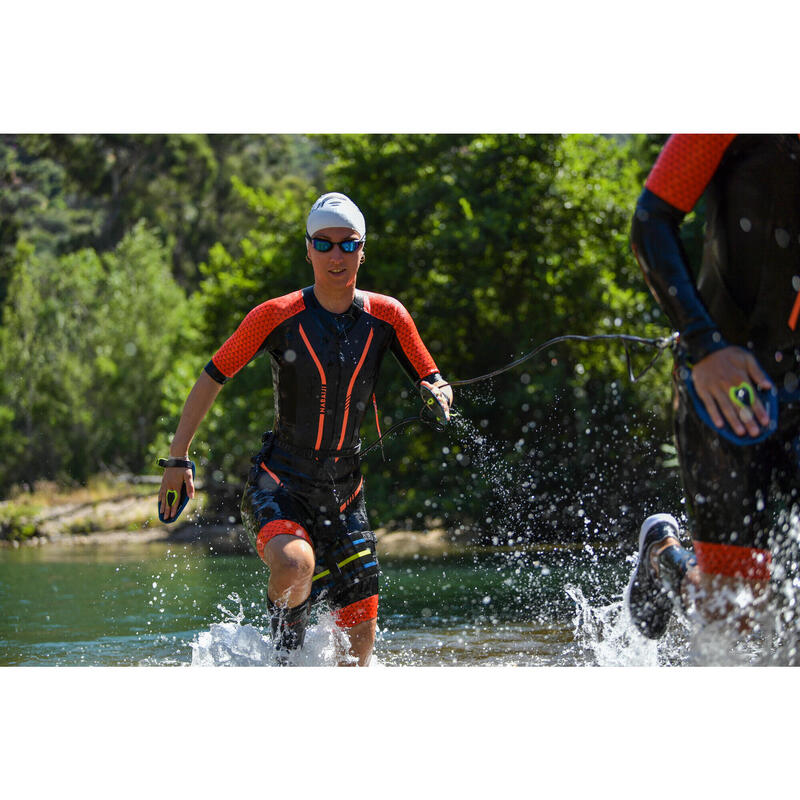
[{"xmin": 360, "ymin": 331, "xmax": 678, "ymax": 457}]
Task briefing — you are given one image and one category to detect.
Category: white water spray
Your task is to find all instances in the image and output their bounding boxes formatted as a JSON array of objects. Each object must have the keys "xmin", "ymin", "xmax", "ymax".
[{"xmin": 190, "ymin": 593, "xmax": 365, "ymax": 666}]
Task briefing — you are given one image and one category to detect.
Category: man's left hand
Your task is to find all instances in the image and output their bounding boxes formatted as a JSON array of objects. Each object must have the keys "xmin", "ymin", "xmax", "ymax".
[{"xmin": 420, "ymin": 379, "xmax": 453, "ymax": 424}]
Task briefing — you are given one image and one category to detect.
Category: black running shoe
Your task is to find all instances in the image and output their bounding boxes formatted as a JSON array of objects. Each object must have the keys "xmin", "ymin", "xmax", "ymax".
[{"xmin": 626, "ymin": 513, "xmax": 681, "ymax": 640}]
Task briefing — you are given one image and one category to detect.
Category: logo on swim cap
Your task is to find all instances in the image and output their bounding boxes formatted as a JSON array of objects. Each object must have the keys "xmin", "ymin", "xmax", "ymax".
[{"xmin": 306, "ymin": 192, "xmax": 366, "ymax": 238}]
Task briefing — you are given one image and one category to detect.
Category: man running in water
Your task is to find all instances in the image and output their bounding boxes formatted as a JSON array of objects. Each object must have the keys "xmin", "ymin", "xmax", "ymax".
[
  {"xmin": 159, "ymin": 192, "xmax": 453, "ymax": 666},
  {"xmin": 626, "ymin": 135, "xmax": 800, "ymax": 653}
]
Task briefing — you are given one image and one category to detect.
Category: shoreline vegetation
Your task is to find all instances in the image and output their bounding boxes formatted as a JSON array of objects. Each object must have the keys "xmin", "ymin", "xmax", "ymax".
[
  {"xmin": 0, "ymin": 477, "xmax": 466, "ymax": 558},
  {"xmin": 0, "ymin": 478, "xmax": 611, "ymax": 558}
]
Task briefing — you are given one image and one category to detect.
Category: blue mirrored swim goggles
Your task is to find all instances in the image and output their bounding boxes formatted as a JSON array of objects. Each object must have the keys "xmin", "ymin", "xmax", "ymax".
[{"xmin": 305, "ymin": 233, "xmax": 365, "ymax": 254}]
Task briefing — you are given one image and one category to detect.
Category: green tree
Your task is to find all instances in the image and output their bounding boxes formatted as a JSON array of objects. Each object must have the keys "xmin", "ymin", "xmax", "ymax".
[
  {"xmin": 0, "ymin": 134, "xmax": 325, "ymax": 494},
  {"xmin": 18, "ymin": 134, "xmax": 325, "ymax": 283},
  {"xmin": 0, "ymin": 136, "xmax": 99, "ymax": 314},
  {"xmin": 0, "ymin": 224, "xmax": 190, "ymax": 491}
]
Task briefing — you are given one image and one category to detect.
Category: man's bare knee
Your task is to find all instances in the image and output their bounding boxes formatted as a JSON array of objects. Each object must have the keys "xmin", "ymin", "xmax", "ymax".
[
  {"xmin": 264, "ymin": 536, "xmax": 315, "ymax": 599},
  {"xmin": 274, "ymin": 549, "xmax": 314, "ymax": 579}
]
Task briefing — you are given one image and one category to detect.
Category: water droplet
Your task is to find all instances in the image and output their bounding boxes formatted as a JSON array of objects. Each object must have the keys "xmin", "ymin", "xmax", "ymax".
[{"xmin": 775, "ymin": 228, "xmax": 791, "ymax": 248}]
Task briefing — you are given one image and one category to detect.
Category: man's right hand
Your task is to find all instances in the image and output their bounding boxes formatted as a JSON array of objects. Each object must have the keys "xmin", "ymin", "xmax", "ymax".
[
  {"xmin": 691, "ymin": 346, "xmax": 773, "ymax": 437},
  {"xmin": 158, "ymin": 465, "xmax": 195, "ymax": 521}
]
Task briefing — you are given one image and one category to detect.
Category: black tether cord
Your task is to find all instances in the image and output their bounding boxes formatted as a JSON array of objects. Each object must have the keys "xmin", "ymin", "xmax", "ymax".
[
  {"xmin": 360, "ymin": 415, "xmax": 424, "ymax": 457},
  {"xmin": 446, "ymin": 332, "xmax": 678, "ymax": 386},
  {"xmin": 360, "ymin": 331, "xmax": 679, "ymax": 457}
]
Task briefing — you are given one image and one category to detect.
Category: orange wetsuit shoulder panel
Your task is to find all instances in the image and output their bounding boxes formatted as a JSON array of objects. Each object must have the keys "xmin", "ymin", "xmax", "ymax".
[
  {"xmin": 211, "ymin": 290, "xmax": 305, "ymax": 379},
  {"xmin": 645, "ymin": 134, "xmax": 737, "ymax": 213},
  {"xmin": 363, "ymin": 291, "xmax": 439, "ymax": 380}
]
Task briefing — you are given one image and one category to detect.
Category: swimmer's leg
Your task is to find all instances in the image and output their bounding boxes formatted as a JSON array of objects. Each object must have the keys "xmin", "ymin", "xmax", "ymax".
[
  {"xmin": 313, "ymin": 525, "xmax": 380, "ymax": 666},
  {"xmin": 627, "ymin": 513, "xmax": 773, "ymax": 641},
  {"xmin": 666, "ymin": 369, "xmax": 774, "ymax": 641},
  {"xmin": 690, "ymin": 540, "xmax": 771, "ymax": 635},
  {"xmin": 268, "ymin": 596, "xmax": 311, "ymax": 656},
  {"xmin": 333, "ymin": 596, "xmax": 379, "ymax": 666},
  {"xmin": 241, "ymin": 472, "xmax": 316, "ymax": 663},
  {"xmin": 626, "ymin": 514, "xmax": 698, "ymax": 639},
  {"xmin": 261, "ymin": 527, "xmax": 315, "ymax": 664}
]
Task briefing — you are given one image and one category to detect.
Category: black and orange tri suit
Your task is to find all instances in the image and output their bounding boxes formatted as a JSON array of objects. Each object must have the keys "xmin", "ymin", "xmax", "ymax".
[
  {"xmin": 205, "ymin": 285, "xmax": 442, "ymax": 629},
  {"xmin": 631, "ymin": 134, "xmax": 800, "ymax": 580}
]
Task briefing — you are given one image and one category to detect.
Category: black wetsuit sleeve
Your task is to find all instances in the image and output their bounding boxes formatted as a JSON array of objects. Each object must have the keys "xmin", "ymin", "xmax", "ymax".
[{"xmin": 631, "ymin": 188, "xmax": 729, "ymax": 363}]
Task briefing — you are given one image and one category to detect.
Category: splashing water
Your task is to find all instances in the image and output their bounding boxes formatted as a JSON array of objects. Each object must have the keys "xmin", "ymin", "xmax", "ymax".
[
  {"xmin": 565, "ymin": 583, "xmax": 695, "ymax": 666},
  {"xmin": 190, "ymin": 593, "xmax": 364, "ymax": 667},
  {"xmin": 567, "ymin": 584, "xmax": 658, "ymax": 666},
  {"xmin": 565, "ymin": 505, "xmax": 800, "ymax": 666},
  {"xmin": 762, "ymin": 506, "xmax": 800, "ymax": 665},
  {"xmin": 445, "ymin": 407, "xmax": 543, "ymax": 545}
]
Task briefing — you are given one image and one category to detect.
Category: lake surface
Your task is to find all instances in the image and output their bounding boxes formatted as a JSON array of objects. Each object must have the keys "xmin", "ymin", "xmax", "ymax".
[
  {"xmin": 1, "ymin": 539, "xmax": 682, "ymax": 666},
  {"xmin": 5, "ymin": 537, "xmax": 797, "ymax": 667}
]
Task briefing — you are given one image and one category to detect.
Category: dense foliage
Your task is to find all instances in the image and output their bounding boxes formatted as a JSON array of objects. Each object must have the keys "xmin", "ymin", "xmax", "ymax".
[{"xmin": 0, "ymin": 133, "xmax": 686, "ymax": 544}]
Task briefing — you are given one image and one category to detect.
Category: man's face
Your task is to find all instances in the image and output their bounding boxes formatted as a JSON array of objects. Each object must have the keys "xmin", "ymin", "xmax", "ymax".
[{"xmin": 307, "ymin": 227, "xmax": 364, "ymax": 291}]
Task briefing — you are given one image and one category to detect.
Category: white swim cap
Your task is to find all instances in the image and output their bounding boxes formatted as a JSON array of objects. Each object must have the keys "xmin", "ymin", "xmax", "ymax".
[{"xmin": 306, "ymin": 192, "xmax": 366, "ymax": 238}]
